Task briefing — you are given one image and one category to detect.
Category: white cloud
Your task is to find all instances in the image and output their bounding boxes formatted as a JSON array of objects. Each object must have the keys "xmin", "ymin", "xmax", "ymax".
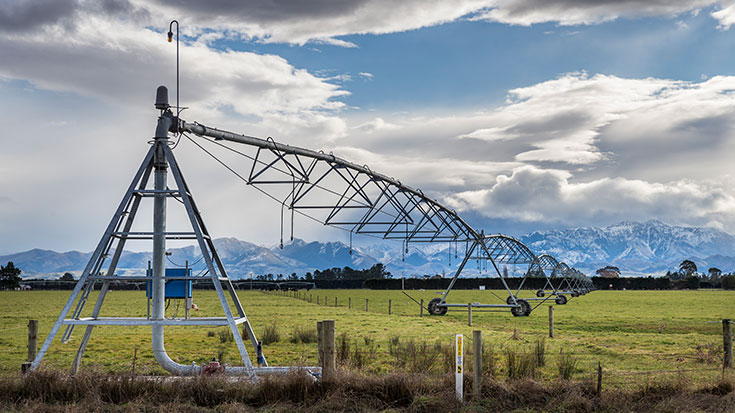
[
  {"xmin": 0, "ymin": 10, "xmax": 349, "ymax": 141},
  {"xmin": 3, "ymin": 0, "xmax": 733, "ymax": 49},
  {"xmin": 354, "ymin": 117, "xmax": 400, "ymax": 133},
  {"xmin": 339, "ymin": 73, "xmax": 735, "ymax": 232},
  {"xmin": 473, "ymin": 0, "xmax": 718, "ymax": 26},
  {"xmin": 446, "ymin": 166, "xmax": 735, "ymax": 230},
  {"xmin": 457, "ymin": 72, "xmax": 735, "ymax": 166},
  {"xmin": 135, "ymin": 0, "xmax": 493, "ymax": 46},
  {"xmin": 711, "ymin": 1, "xmax": 735, "ymax": 28},
  {"xmin": 133, "ymin": 0, "xmax": 733, "ymax": 45}
]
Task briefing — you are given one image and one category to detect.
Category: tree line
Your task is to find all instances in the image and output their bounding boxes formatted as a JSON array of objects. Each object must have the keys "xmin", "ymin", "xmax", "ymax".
[{"xmin": 253, "ymin": 263, "xmax": 391, "ymax": 282}]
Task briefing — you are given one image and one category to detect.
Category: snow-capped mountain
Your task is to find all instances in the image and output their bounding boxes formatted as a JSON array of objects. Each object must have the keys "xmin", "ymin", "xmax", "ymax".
[
  {"xmin": 3, "ymin": 220, "xmax": 733, "ymax": 279},
  {"xmin": 520, "ymin": 220, "xmax": 735, "ymax": 274}
]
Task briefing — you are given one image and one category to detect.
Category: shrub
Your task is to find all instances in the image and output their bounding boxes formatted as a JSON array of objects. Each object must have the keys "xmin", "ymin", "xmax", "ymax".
[{"xmin": 722, "ymin": 275, "xmax": 735, "ymax": 290}]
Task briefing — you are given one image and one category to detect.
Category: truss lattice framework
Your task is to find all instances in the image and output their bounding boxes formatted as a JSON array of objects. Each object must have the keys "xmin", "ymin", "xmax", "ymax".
[
  {"xmin": 180, "ymin": 120, "xmax": 477, "ymax": 245},
  {"xmin": 30, "ymin": 138, "xmax": 265, "ymax": 374},
  {"xmin": 476, "ymin": 234, "xmax": 537, "ymax": 266},
  {"xmin": 178, "ymin": 117, "xmax": 596, "ymax": 313}
]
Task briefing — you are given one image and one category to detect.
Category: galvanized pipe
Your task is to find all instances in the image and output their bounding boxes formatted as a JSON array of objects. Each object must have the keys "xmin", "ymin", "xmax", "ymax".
[
  {"xmin": 150, "ymin": 118, "xmax": 199, "ymax": 374},
  {"xmin": 151, "ymin": 111, "xmax": 321, "ymax": 377}
]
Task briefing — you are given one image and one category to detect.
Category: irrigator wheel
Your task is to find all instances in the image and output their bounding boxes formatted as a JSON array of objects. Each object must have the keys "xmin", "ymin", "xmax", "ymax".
[
  {"xmin": 555, "ymin": 295, "xmax": 568, "ymax": 305},
  {"xmin": 536, "ymin": 290, "xmax": 545, "ymax": 298},
  {"xmin": 506, "ymin": 295, "xmax": 516, "ymax": 305},
  {"xmin": 428, "ymin": 298, "xmax": 447, "ymax": 316},
  {"xmin": 511, "ymin": 299, "xmax": 531, "ymax": 317}
]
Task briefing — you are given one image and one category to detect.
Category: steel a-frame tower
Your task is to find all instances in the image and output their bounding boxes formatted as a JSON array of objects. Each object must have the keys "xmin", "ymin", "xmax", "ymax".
[{"xmin": 30, "ymin": 87, "xmax": 300, "ymax": 376}]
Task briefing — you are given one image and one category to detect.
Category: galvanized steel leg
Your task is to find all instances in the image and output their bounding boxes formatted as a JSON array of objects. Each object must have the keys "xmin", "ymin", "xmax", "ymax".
[
  {"xmin": 70, "ymin": 161, "xmax": 153, "ymax": 374},
  {"xmin": 165, "ymin": 145, "xmax": 254, "ymax": 372},
  {"xmin": 31, "ymin": 146, "xmax": 156, "ymax": 372}
]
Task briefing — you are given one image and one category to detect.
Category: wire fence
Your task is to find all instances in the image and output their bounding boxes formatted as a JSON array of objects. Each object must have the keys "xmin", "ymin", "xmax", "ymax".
[{"xmin": 265, "ymin": 289, "xmax": 735, "ymax": 389}]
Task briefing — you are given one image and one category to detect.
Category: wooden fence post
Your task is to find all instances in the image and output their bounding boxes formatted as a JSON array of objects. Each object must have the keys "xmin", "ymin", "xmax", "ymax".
[
  {"xmin": 724, "ymin": 319, "xmax": 733, "ymax": 369},
  {"xmin": 22, "ymin": 319, "xmax": 38, "ymax": 373},
  {"xmin": 597, "ymin": 362, "xmax": 603, "ymax": 396},
  {"xmin": 389, "ymin": 299, "xmax": 392, "ymax": 315},
  {"xmin": 27, "ymin": 319, "xmax": 38, "ymax": 362},
  {"xmin": 335, "ymin": 297, "xmax": 338, "ymax": 307},
  {"xmin": 473, "ymin": 330, "xmax": 482, "ymax": 398},
  {"xmin": 349, "ymin": 297, "xmax": 351, "ymax": 309},
  {"xmin": 549, "ymin": 306, "xmax": 554, "ymax": 338},
  {"xmin": 317, "ymin": 321, "xmax": 323, "ymax": 367},
  {"xmin": 366, "ymin": 298, "xmax": 369, "ymax": 312},
  {"xmin": 468, "ymin": 304, "xmax": 472, "ymax": 326},
  {"xmin": 323, "ymin": 320, "xmax": 336, "ymax": 380},
  {"xmin": 420, "ymin": 299, "xmax": 424, "ymax": 317}
]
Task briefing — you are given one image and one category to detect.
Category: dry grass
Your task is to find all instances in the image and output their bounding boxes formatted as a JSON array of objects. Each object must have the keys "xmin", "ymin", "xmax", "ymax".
[
  {"xmin": 1, "ymin": 369, "xmax": 732, "ymax": 412},
  {"xmin": 694, "ymin": 342, "xmax": 722, "ymax": 364},
  {"xmin": 388, "ymin": 338, "xmax": 442, "ymax": 373}
]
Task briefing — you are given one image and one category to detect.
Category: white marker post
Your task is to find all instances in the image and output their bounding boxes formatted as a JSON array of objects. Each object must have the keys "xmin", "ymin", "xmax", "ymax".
[{"xmin": 455, "ymin": 333, "xmax": 464, "ymax": 402}]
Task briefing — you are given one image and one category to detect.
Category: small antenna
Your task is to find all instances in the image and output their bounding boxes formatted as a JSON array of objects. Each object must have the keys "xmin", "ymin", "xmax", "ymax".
[{"xmin": 167, "ymin": 20, "xmax": 180, "ymax": 134}]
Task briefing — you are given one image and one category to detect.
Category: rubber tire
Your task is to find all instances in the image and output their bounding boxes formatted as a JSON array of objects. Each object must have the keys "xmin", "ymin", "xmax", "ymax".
[
  {"xmin": 506, "ymin": 295, "xmax": 516, "ymax": 305},
  {"xmin": 428, "ymin": 298, "xmax": 447, "ymax": 316},
  {"xmin": 555, "ymin": 295, "xmax": 568, "ymax": 305},
  {"xmin": 511, "ymin": 299, "xmax": 531, "ymax": 317},
  {"xmin": 536, "ymin": 290, "xmax": 545, "ymax": 298}
]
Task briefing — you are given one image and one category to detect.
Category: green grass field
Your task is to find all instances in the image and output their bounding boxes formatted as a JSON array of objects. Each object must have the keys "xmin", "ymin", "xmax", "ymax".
[{"xmin": 1, "ymin": 289, "xmax": 733, "ymax": 386}]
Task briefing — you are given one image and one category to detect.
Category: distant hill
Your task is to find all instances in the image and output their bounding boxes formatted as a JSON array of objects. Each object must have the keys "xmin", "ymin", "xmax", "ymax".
[{"xmin": 2, "ymin": 220, "xmax": 733, "ymax": 279}]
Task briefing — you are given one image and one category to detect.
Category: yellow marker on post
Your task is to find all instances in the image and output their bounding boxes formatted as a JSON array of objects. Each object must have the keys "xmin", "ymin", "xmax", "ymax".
[{"xmin": 455, "ymin": 334, "xmax": 463, "ymax": 402}]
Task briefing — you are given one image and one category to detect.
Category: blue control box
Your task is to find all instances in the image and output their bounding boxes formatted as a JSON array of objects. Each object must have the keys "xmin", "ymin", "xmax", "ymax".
[{"xmin": 146, "ymin": 268, "xmax": 192, "ymax": 299}]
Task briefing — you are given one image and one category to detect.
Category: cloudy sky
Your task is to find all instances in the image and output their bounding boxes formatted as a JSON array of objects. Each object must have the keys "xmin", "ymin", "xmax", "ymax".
[{"xmin": 1, "ymin": 0, "xmax": 734, "ymax": 254}]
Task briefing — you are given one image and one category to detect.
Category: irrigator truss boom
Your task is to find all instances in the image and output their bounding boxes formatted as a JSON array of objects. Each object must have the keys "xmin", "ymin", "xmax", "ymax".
[
  {"xmin": 176, "ymin": 118, "xmax": 592, "ymax": 317},
  {"xmin": 179, "ymin": 120, "xmax": 477, "ymax": 244}
]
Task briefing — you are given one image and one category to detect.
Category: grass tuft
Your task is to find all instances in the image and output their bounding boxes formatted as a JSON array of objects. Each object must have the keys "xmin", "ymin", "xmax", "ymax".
[
  {"xmin": 557, "ymin": 350, "xmax": 578, "ymax": 381},
  {"xmin": 260, "ymin": 321, "xmax": 280, "ymax": 345},
  {"xmin": 289, "ymin": 325, "xmax": 317, "ymax": 344},
  {"xmin": 217, "ymin": 329, "xmax": 233, "ymax": 344},
  {"xmin": 505, "ymin": 347, "xmax": 537, "ymax": 380},
  {"xmin": 535, "ymin": 337, "xmax": 546, "ymax": 367}
]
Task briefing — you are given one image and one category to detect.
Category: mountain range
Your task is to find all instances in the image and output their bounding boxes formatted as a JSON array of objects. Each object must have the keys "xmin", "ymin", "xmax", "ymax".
[{"xmin": 2, "ymin": 220, "xmax": 733, "ymax": 279}]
